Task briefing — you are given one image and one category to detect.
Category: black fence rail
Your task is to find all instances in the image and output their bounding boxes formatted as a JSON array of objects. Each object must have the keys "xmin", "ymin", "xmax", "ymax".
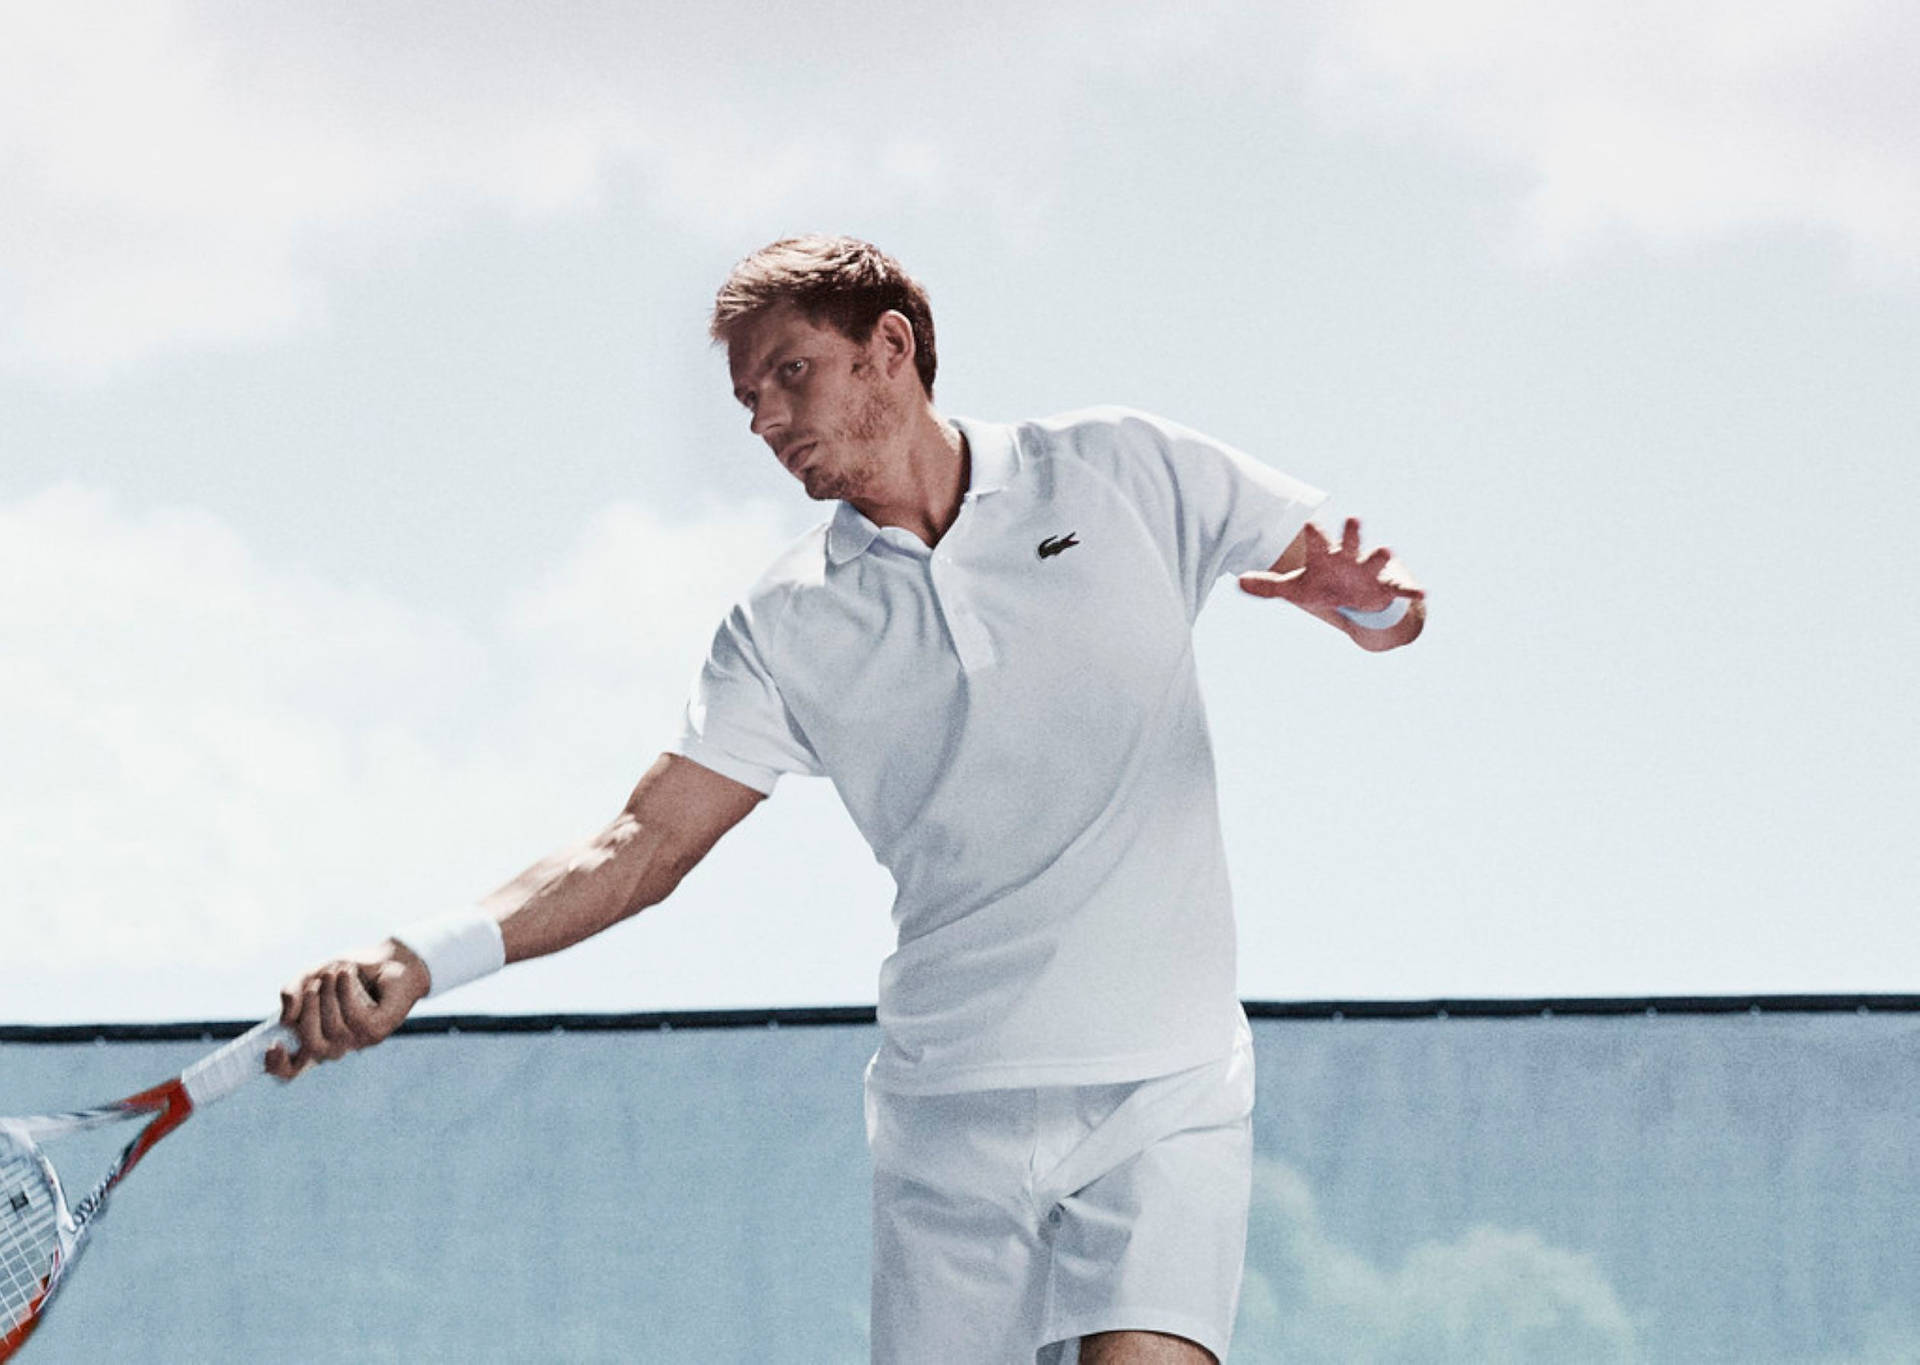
[{"xmin": 3, "ymin": 993, "xmax": 1917, "ymax": 1044}]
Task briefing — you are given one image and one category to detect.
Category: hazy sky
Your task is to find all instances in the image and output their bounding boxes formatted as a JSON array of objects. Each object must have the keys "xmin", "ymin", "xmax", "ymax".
[{"xmin": 3, "ymin": 0, "xmax": 1915, "ymax": 1024}]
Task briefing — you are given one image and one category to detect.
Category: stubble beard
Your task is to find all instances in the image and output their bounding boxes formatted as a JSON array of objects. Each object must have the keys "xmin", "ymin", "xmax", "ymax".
[{"xmin": 802, "ymin": 380, "xmax": 900, "ymax": 504}]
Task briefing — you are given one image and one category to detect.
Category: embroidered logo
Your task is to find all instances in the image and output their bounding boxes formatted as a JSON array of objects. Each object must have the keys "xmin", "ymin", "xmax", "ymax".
[{"xmin": 1036, "ymin": 533, "xmax": 1080, "ymax": 560}]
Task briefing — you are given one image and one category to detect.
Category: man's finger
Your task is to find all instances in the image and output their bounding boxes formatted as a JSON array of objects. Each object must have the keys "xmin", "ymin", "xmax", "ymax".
[
  {"xmin": 1341, "ymin": 517, "xmax": 1362, "ymax": 556},
  {"xmin": 276, "ymin": 979, "xmax": 329, "ymax": 1077},
  {"xmin": 316, "ymin": 967, "xmax": 351, "ymax": 1052},
  {"xmin": 357, "ymin": 959, "xmax": 390, "ymax": 1010},
  {"xmin": 324, "ymin": 972, "xmax": 362, "ymax": 1047},
  {"xmin": 335, "ymin": 966, "xmax": 383, "ymax": 1046},
  {"xmin": 298, "ymin": 975, "xmax": 333, "ymax": 1061},
  {"xmin": 1236, "ymin": 569, "xmax": 1302, "ymax": 599},
  {"xmin": 264, "ymin": 1041, "xmax": 308, "ymax": 1081}
]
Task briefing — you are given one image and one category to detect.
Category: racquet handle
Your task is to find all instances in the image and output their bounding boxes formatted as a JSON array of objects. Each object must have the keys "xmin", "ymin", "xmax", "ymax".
[{"xmin": 180, "ymin": 1019, "xmax": 297, "ymax": 1110}]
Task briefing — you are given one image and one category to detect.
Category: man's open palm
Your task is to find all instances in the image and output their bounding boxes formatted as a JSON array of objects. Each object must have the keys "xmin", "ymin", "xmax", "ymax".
[{"xmin": 1237, "ymin": 517, "xmax": 1423, "ymax": 614}]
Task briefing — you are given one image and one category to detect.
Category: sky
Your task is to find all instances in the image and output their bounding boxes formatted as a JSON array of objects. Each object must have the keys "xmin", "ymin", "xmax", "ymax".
[{"xmin": 1, "ymin": 0, "xmax": 1915, "ymax": 1025}]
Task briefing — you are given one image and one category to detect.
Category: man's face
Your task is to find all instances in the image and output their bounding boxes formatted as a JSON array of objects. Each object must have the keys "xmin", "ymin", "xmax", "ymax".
[{"xmin": 728, "ymin": 304, "xmax": 904, "ymax": 504}]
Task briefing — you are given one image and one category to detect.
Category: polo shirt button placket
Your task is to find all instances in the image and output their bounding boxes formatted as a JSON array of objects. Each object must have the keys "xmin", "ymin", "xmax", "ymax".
[
  {"xmin": 945, "ymin": 596, "xmax": 993, "ymax": 672},
  {"xmin": 929, "ymin": 544, "xmax": 991, "ymax": 672}
]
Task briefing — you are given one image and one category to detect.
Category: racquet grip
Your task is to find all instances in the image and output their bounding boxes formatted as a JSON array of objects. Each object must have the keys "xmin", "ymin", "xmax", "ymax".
[{"xmin": 180, "ymin": 1018, "xmax": 296, "ymax": 1110}]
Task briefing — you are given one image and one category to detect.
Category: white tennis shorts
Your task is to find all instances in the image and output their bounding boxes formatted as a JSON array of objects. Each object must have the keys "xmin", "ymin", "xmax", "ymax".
[{"xmin": 865, "ymin": 1019, "xmax": 1255, "ymax": 1364}]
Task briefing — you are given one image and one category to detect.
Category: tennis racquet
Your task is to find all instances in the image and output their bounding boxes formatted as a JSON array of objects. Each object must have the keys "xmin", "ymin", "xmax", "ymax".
[{"xmin": 0, "ymin": 1017, "xmax": 293, "ymax": 1358}]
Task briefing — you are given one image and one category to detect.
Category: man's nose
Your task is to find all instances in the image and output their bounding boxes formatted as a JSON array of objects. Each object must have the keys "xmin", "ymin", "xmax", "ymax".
[{"xmin": 749, "ymin": 396, "xmax": 786, "ymax": 439}]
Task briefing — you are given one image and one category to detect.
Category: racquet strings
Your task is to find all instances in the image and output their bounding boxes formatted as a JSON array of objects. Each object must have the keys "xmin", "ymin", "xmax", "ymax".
[{"xmin": 0, "ymin": 1140, "xmax": 61, "ymax": 1336}]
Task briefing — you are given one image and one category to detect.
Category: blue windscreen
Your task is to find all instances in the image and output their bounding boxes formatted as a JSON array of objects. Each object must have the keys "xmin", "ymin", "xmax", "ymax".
[{"xmin": 3, "ymin": 1005, "xmax": 1915, "ymax": 1362}]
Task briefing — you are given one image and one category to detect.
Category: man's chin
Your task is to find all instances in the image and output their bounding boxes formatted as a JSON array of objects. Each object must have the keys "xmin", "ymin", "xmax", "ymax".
[{"xmin": 801, "ymin": 470, "xmax": 860, "ymax": 503}]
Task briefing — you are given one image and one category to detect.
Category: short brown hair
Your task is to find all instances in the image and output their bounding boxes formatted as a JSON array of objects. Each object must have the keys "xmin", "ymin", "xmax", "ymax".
[{"xmin": 710, "ymin": 235, "xmax": 938, "ymax": 396}]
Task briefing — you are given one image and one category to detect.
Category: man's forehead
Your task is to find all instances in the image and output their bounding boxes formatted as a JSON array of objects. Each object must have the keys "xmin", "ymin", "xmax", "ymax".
[{"xmin": 727, "ymin": 305, "xmax": 843, "ymax": 381}]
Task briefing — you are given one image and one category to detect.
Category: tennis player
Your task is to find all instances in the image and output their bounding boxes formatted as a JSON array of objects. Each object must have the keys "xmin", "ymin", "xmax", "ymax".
[{"xmin": 269, "ymin": 236, "xmax": 1424, "ymax": 1364}]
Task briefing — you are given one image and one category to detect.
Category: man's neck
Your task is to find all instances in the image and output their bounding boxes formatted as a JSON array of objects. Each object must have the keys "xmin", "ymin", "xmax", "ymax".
[{"xmin": 849, "ymin": 408, "xmax": 969, "ymax": 547}]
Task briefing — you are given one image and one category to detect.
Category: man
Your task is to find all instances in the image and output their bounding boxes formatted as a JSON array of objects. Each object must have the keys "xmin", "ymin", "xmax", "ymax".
[{"xmin": 270, "ymin": 236, "xmax": 1424, "ymax": 1363}]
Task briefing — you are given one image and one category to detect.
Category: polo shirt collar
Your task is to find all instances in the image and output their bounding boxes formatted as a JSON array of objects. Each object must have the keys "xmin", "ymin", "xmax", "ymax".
[
  {"xmin": 826, "ymin": 501, "xmax": 881, "ymax": 563},
  {"xmin": 953, "ymin": 416, "xmax": 1019, "ymax": 498},
  {"xmin": 825, "ymin": 417, "xmax": 1021, "ymax": 565}
]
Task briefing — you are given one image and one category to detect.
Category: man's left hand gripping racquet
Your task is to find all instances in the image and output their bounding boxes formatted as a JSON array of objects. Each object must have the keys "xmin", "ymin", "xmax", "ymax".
[{"xmin": 0, "ymin": 1018, "xmax": 293, "ymax": 1359}]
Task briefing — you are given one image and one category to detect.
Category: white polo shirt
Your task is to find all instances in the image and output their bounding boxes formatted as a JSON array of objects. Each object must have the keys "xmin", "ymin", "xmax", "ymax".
[{"xmin": 675, "ymin": 407, "xmax": 1326, "ymax": 1094}]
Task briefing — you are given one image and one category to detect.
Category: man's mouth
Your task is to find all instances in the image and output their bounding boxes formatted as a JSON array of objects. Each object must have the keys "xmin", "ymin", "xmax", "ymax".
[{"xmin": 780, "ymin": 440, "xmax": 817, "ymax": 474}]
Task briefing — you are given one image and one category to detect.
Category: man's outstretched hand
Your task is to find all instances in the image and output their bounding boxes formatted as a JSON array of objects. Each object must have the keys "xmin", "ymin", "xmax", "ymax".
[
  {"xmin": 1238, "ymin": 517, "xmax": 1425, "ymax": 650},
  {"xmin": 265, "ymin": 940, "xmax": 430, "ymax": 1080}
]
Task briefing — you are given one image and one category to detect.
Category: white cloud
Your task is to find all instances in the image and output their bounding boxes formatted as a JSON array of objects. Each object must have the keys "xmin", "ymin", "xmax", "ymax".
[
  {"xmin": 501, "ymin": 498, "xmax": 800, "ymax": 758},
  {"xmin": 0, "ymin": 2, "xmax": 639, "ymax": 379},
  {"xmin": 0, "ymin": 0, "xmax": 1284, "ymax": 382},
  {"xmin": 1301, "ymin": 0, "xmax": 1920, "ymax": 274},
  {"xmin": 8, "ymin": 0, "xmax": 1904, "ymax": 383},
  {"xmin": 0, "ymin": 483, "xmax": 795, "ymax": 972},
  {"xmin": 0, "ymin": 1, "xmax": 1064, "ymax": 381},
  {"xmin": 1237, "ymin": 1158, "xmax": 1641, "ymax": 1362}
]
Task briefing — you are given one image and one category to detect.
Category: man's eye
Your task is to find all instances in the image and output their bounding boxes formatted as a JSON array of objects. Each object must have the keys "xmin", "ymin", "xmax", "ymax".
[{"xmin": 782, "ymin": 359, "xmax": 807, "ymax": 379}]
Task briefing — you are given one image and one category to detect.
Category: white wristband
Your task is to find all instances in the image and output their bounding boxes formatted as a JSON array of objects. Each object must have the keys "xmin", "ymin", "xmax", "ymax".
[
  {"xmin": 1335, "ymin": 596, "xmax": 1412, "ymax": 631},
  {"xmin": 394, "ymin": 910, "xmax": 505, "ymax": 997}
]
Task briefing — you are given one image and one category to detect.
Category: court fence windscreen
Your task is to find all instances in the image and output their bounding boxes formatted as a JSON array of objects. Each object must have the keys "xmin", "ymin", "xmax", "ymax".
[{"xmin": 2, "ymin": 997, "xmax": 1916, "ymax": 1363}]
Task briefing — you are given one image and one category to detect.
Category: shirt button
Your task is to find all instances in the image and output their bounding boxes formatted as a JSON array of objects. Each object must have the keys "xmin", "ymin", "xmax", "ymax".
[{"xmin": 1047, "ymin": 1207, "xmax": 1063, "ymax": 1225}]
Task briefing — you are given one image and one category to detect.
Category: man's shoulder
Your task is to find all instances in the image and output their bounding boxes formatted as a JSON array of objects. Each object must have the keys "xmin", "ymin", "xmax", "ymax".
[
  {"xmin": 1004, "ymin": 407, "xmax": 1228, "ymax": 484},
  {"xmin": 1000, "ymin": 407, "xmax": 1227, "ymax": 503},
  {"xmin": 1016, "ymin": 405, "xmax": 1188, "ymax": 451},
  {"xmin": 743, "ymin": 520, "xmax": 831, "ymax": 596},
  {"xmin": 723, "ymin": 520, "xmax": 832, "ymax": 644}
]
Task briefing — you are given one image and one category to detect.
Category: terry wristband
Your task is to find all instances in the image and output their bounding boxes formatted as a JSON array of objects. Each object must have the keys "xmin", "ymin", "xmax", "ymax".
[
  {"xmin": 1335, "ymin": 596, "xmax": 1413, "ymax": 631},
  {"xmin": 394, "ymin": 909, "xmax": 506, "ymax": 997}
]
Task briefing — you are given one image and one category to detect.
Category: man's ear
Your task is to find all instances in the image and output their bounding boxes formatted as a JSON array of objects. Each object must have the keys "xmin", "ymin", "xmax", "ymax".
[{"xmin": 871, "ymin": 309, "xmax": 917, "ymax": 381}]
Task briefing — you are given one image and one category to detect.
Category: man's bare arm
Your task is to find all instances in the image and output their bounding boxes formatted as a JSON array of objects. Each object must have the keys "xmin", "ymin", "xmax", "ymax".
[
  {"xmin": 266, "ymin": 754, "xmax": 764, "ymax": 1078},
  {"xmin": 484, "ymin": 753, "xmax": 763, "ymax": 963},
  {"xmin": 1238, "ymin": 517, "xmax": 1426, "ymax": 652}
]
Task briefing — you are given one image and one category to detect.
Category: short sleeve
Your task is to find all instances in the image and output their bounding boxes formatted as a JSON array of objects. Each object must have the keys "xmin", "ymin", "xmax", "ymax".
[
  {"xmin": 1048, "ymin": 408, "xmax": 1328, "ymax": 619},
  {"xmin": 672, "ymin": 599, "xmax": 823, "ymax": 794}
]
